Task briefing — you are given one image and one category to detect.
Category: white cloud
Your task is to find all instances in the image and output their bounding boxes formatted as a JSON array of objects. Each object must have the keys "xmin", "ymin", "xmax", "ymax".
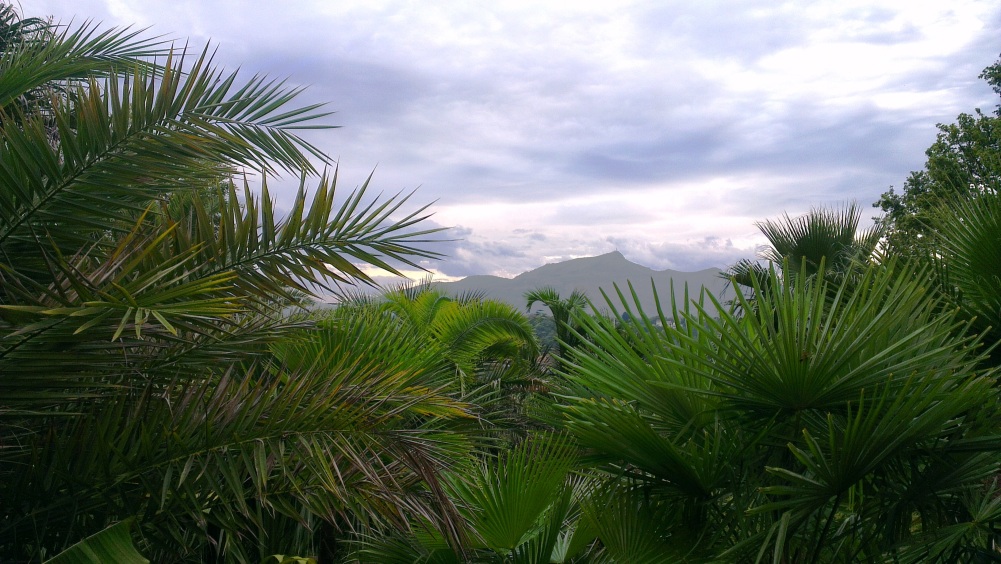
[{"xmin": 22, "ymin": 0, "xmax": 1001, "ymax": 278}]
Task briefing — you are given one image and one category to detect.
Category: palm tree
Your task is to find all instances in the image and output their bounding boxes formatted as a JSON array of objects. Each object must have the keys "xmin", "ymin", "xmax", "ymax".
[
  {"xmin": 559, "ymin": 262, "xmax": 999, "ymax": 561},
  {"xmin": 350, "ymin": 433, "xmax": 603, "ymax": 563},
  {"xmin": 925, "ymin": 189, "xmax": 1001, "ymax": 363},
  {"xmin": 324, "ymin": 286, "xmax": 580, "ymax": 561},
  {"xmin": 726, "ymin": 202, "xmax": 882, "ymax": 290},
  {"xmin": 335, "ymin": 281, "xmax": 543, "ymax": 436},
  {"xmin": 380, "ymin": 283, "xmax": 539, "ymax": 387},
  {"xmin": 0, "ymin": 9, "xmax": 459, "ymax": 561},
  {"xmin": 524, "ymin": 287, "xmax": 588, "ymax": 361}
]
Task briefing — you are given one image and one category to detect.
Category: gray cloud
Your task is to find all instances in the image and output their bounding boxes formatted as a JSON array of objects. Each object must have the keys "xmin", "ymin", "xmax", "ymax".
[
  {"xmin": 25, "ymin": 0, "xmax": 1001, "ymax": 278},
  {"xmin": 604, "ymin": 234, "xmax": 754, "ymax": 272},
  {"xmin": 636, "ymin": 1, "xmax": 809, "ymax": 64}
]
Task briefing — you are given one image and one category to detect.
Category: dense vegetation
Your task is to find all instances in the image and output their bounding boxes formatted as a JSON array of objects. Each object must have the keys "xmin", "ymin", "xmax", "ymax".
[{"xmin": 1, "ymin": 5, "xmax": 1000, "ymax": 563}]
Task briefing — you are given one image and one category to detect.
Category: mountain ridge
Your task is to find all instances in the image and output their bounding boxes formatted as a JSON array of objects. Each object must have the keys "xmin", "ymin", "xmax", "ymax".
[{"xmin": 435, "ymin": 251, "xmax": 731, "ymax": 315}]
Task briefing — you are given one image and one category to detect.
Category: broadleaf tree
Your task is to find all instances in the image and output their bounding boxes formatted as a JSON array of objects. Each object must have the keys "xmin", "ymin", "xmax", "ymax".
[{"xmin": 875, "ymin": 56, "xmax": 1001, "ymax": 257}]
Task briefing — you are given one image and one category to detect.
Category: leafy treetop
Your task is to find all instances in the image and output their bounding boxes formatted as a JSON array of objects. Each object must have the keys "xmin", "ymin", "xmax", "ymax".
[{"xmin": 875, "ymin": 57, "xmax": 1001, "ymax": 256}]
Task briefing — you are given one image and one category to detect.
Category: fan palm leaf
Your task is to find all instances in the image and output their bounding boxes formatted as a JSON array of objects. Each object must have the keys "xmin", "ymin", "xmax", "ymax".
[
  {"xmin": 560, "ymin": 260, "xmax": 998, "ymax": 561},
  {"xmin": 378, "ymin": 283, "xmax": 539, "ymax": 386},
  {"xmin": 724, "ymin": 202, "xmax": 883, "ymax": 311},
  {"xmin": 755, "ymin": 203, "xmax": 880, "ymax": 273},
  {"xmin": 927, "ymin": 190, "xmax": 1001, "ymax": 353},
  {"xmin": 351, "ymin": 433, "xmax": 598, "ymax": 563}
]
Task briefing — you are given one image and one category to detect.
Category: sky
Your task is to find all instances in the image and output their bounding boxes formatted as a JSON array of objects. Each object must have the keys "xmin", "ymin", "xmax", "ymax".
[{"xmin": 22, "ymin": 0, "xmax": 1001, "ymax": 280}]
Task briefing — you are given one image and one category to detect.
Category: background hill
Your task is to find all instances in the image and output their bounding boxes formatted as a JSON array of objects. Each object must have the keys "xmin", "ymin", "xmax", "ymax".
[{"xmin": 435, "ymin": 251, "xmax": 732, "ymax": 318}]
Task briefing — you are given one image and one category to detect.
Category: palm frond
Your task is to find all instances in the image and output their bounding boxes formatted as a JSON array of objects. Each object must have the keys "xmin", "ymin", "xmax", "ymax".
[
  {"xmin": 5, "ymin": 312, "xmax": 474, "ymax": 560},
  {"xmin": 0, "ymin": 16, "xmax": 166, "ymax": 114},
  {"xmin": 558, "ymin": 258, "xmax": 998, "ymax": 561},
  {"xmin": 0, "ymin": 45, "xmax": 332, "ymax": 255},
  {"xmin": 929, "ymin": 191, "xmax": 1001, "ymax": 348},
  {"xmin": 756, "ymin": 202, "xmax": 879, "ymax": 273},
  {"xmin": 447, "ymin": 433, "xmax": 577, "ymax": 553},
  {"xmin": 168, "ymin": 172, "xmax": 445, "ymax": 301}
]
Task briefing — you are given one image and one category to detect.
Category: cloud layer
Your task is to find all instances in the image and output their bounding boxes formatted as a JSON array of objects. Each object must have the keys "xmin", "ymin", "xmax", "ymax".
[{"xmin": 26, "ymin": 0, "xmax": 1001, "ymax": 277}]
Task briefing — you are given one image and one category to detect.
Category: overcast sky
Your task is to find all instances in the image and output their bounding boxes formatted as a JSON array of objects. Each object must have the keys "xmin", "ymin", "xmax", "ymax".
[{"xmin": 23, "ymin": 0, "xmax": 1001, "ymax": 279}]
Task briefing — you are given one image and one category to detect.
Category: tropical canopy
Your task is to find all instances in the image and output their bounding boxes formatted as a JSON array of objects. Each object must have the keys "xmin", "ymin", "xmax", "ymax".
[{"xmin": 0, "ymin": 8, "xmax": 462, "ymax": 562}]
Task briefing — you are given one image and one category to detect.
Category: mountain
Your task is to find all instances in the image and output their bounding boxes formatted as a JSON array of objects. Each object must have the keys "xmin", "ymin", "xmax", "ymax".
[{"xmin": 435, "ymin": 251, "xmax": 731, "ymax": 316}]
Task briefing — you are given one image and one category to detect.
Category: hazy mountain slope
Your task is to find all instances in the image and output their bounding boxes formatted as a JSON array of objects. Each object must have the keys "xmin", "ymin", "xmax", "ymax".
[{"xmin": 436, "ymin": 251, "xmax": 731, "ymax": 316}]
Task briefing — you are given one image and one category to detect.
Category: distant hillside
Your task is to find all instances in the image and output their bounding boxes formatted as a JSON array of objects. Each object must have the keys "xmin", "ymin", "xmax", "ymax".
[{"xmin": 435, "ymin": 251, "xmax": 731, "ymax": 317}]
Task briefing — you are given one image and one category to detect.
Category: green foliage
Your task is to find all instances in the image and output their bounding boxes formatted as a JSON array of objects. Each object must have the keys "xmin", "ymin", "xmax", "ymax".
[
  {"xmin": 382, "ymin": 282, "xmax": 539, "ymax": 384},
  {"xmin": 45, "ymin": 520, "xmax": 148, "ymax": 564},
  {"xmin": 330, "ymin": 287, "xmax": 586, "ymax": 561},
  {"xmin": 525, "ymin": 286, "xmax": 588, "ymax": 361},
  {"xmin": 725, "ymin": 201, "xmax": 881, "ymax": 292},
  {"xmin": 0, "ymin": 4, "xmax": 163, "ymax": 121},
  {"xmin": 526, "ymin": 312, "xmax": 557, "ymax": 352},
  {"xmin": 560, "ymin": 263, "xmax": 1000, "ymax": 561},
  {"xmin": 262, "ymin": 556, "xmax": 317, "ymax": 564},
  {"xmin": 0, "ymin": 7, "xmax": 455, "ymax": 562},
  {"xmin": 581, "ymin": 485, "xmax": 684, "ymax": 563},
  {"xmin": 6, "ymin": 5, "xmax": 1001, "ymax": 562},
  {"xmin": 925, "ymin": 189, "xmax": 1001, "ymax": 363},
  {"xmin": 333, "ymin": 282, "xmax": 547, "ymax": 438},
  {"xmin": 875, "ymin": 57, "xmax": 1001, "ymax": 257},
  {"xmin": 351, "ymin": 433, "xmax": 601, "ymax": 564}
]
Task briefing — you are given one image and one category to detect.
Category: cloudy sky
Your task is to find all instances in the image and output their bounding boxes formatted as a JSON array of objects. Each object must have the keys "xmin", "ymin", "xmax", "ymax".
[{"xmin": 23, "ymin": 0, "xmax": 1001, "ymax": 279}]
